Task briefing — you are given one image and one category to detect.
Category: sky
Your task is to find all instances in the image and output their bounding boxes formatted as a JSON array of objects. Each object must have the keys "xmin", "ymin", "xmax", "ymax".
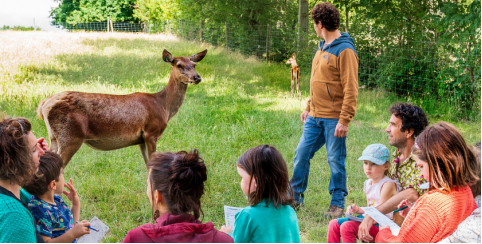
[{"xmin": 0, "ymin": 0, "xmax": 62, "ymax": 31}]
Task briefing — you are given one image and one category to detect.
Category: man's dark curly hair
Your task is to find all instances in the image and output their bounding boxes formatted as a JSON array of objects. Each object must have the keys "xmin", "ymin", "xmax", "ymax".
[
  {"xmin": 389, "ymin": 103, "xmax": 429, "ymax": 138},
  {"xmin": 310, "ymin": 2, "xmax": 340, "ymax": 31}
]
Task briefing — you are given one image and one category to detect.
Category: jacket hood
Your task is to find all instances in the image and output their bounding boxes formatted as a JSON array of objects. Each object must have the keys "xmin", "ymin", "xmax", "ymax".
[
  {"xmin": 140, "ymin": 213, "xmax": 215, "ymax": 241},
  {"xmin": 319, "ymin": 32, "xmax": 355, "ymax": 51}
]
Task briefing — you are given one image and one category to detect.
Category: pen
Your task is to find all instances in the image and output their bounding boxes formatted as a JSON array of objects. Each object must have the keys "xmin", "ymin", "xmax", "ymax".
[
  {"xmin": 76, "ymin": 222, "xmax": 99, "ymax": 232},
  {"xmin": 393, "ymin": 205, "xmax": 408, "ymax": 214},
  {"xmin": 87, "ymin": 226, "xmax": 99, "ymax": 232}
]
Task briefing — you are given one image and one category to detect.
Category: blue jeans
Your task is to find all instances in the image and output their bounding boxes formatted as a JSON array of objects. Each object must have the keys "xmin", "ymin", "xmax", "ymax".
[{"xmin": 290, "ymin": 115, "xmax": 347, "ymax": 208}]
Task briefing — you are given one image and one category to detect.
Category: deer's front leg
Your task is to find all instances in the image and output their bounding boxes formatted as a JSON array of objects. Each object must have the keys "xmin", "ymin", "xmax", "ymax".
[{"xmin": 291, "ymin": 70, "xmax": 295, "ymax": 95}]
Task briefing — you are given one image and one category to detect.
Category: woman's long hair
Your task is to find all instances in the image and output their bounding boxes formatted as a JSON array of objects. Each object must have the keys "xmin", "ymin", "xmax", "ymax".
[{"xmin": 412, "ymin": 122, "xmax": 479, "ymax": 192}]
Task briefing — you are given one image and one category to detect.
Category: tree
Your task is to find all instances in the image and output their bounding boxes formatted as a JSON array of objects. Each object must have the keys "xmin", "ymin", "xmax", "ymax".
[{"xmin": 50, "ymin": 0, "xmax": 139, "ymax": 25}]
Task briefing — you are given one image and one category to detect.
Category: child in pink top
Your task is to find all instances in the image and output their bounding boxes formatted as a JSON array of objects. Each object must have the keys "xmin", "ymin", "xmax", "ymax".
[{"xmin": 327, "ymin": 144, "xmax": 399, "ymax": 243}]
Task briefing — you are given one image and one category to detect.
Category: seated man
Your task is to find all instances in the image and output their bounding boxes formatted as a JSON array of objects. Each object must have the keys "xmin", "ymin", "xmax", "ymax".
[
  {"xmin": 439, "ymin": 142, "xmax": 481, "ymax": 243},
  {"xmin": 357, "ymin": 103, "xmax": 429, "ymax": 242}
]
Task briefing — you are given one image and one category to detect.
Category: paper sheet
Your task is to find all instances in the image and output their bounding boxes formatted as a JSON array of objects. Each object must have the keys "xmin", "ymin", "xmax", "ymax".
[
  {"xmin": 76, "ymin": 216, "xmax": 109, "ymax": 243},
  {"xmin": 361, "ymin": 207, "xmax": 401, "ymax": 236},
  {"xmin": 224, "ymin": 205, "xmax": 244, "ymax": 228}
]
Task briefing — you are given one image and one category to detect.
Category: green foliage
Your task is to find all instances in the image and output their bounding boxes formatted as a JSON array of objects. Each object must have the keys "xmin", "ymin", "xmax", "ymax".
[
  {"xmin": 50, "ymin": 0, "xmax": 139, "ymax": 25},
  {"xmin": 1, "ymin": 25, "xmax": 41, "ymax": 31}
]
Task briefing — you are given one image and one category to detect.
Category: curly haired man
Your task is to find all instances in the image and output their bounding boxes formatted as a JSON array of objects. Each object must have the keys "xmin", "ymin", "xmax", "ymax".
[
  {"xmin": 357, "ymin": 103, "xmax": 429, "ymax": 242},
  {"xmin": 289, "ymin": 2, "xmax": 359, "ymax": 218}
]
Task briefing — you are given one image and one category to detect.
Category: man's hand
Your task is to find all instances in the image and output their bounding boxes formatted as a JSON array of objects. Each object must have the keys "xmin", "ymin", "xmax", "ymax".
[
  {"xmin": 300, "ymin": 111, "xmax": 309, "ymax": 123},
  {"xmin": 334, "ymin": 123, "xmax": 348, "ymax": 137},
  {"xmin": 358, "ymin": 214, "xmax": 375, "ymax": 242}
]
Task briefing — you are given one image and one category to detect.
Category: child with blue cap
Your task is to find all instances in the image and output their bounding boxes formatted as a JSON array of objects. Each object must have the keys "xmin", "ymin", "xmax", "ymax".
[{"xmin": 327, "ymin": 144, "xmax": 400, "ymax": 243}]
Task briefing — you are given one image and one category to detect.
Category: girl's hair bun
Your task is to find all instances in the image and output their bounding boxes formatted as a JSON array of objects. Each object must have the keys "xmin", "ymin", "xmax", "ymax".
[{"xmin": 147, "ymin": 149, "xmax": 207, "ymax": 219}]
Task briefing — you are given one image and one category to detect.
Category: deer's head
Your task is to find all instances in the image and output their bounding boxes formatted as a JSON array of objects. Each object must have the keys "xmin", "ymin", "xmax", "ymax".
[
  {"xmin": 163, "ymin": 49, "xmax": 207, "ymax": 85},
  {"xmin": 286, "ymin": 53, "xmax": 297, "ymax": 65}
]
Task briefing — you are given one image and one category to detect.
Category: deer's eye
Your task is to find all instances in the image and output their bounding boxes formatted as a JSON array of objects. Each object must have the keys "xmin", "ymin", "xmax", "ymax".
[{"xmin": 177, "ymin": 64, "xmax": 182, "ymax": 68}]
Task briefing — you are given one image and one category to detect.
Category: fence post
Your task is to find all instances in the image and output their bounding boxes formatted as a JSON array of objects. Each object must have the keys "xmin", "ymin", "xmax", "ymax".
[
  {"xmin": 225, "ymin": 22, "xmax": 229, "ymax": 53},
  {"xmin": 107, "ymin": 17, "xmax": 110, "ymax": 32},
  {"xmin": 111, "ymin": 19, "xmax": 114, "ymax": 32},
  {"xmin": 200, "ymin": 20, "xmax": 203, "ymax": 42},
  {"xmin": 266, "ymin": 24, "xmax": 270, "ymax": 63},
  {"xmin": 167, "ymin": 20, "xmax": 170, "ymax": 33},
  {"xmin": 181, "ymin": 19, "xmax": 184, "ymax": 38}
]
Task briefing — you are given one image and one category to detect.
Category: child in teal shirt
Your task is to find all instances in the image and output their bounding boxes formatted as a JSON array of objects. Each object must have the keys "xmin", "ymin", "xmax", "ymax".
[{"xmin": 220, "ymin": 145, "xmax": 301, "ymax": 243}]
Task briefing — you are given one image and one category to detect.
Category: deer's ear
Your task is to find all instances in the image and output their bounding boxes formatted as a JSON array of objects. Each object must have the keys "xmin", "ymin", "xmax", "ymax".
[
  {"xmin": 190, "ymin": 49, "xmax": 207, "ymax": 63},
  {"xmin": 292, "ymin": 53, "xmax": 296, "ymax": 58},
  {"xmin": 163, "ymin": 49, "xmax": 174, "ymax": 63}
]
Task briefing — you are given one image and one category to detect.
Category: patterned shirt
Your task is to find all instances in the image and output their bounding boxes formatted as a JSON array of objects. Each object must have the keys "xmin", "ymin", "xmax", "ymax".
[
  {"xmin": 439, "ymin": 195, "xmax": 481, "ymax": 243},
  {"xmin": 388, "ymin": 149, "xmax": 427, "ymax": 195},
  {"xmin": 28, "ymin": 195, "xmax": 75, "ymax": 241}
]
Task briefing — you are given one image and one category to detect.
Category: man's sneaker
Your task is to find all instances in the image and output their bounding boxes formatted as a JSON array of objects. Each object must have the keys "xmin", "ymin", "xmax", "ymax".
[{"xmin": 324, "ymin": 205, "xmax": 344, "ymax": 219}]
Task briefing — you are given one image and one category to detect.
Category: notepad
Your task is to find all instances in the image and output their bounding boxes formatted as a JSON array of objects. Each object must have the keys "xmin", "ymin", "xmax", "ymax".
[
  {"xmin": 224, "ymin": 205, "xmax": 244, "ymax": 228},
  {"xmin": 76, "ymin": 216, "xmax": 109, "ymax": 243},
  {"xmin": 361, "ymin": 207, "xmax": 401, "ymax": 236}
]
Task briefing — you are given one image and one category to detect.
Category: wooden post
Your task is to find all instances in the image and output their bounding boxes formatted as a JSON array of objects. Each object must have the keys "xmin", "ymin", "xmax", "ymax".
[
  {"xmin": 298, "ymin": 0, "xmax": 309, "ymax": 53},
  {"xmin": 266, "ymin": 24, "xmax": 270, "ymax": 63},
  {"xmin": 107, "ymin": 17, "xmax": 110, "ymax": 32},
  {"xmin": 166, "ymin": 20, "xmax": 170, "ymax": 33},
  {"xmin": 110, "ymin": 19, "xmax": 114, "ymax": 32},
  {"xmin": 225, "ymin": 22, "xmax": 229, "ymax": 53},
  {"xmin": 200, "ymin": 20, "xmax": 203, "ymax": 42},
  {"xmin": 154, "ymin": 22, "xmax": 157, "ymax": 33},
  {"xmin": 345, "ymin": 2, "xmax": 349, "ymax": 32},
  {"xmin": 181, "ymin": 19, "xmax": 184, "ymax": 38}
]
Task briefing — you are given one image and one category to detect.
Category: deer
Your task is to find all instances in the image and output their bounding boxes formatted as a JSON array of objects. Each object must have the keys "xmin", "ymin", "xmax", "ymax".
[
  {"xmin": 37, "ymin": 49, "xmax": 207, "ymax": 167},
  {"xmin": 286, "ymin": 53, "xmax": 301, "ymax": 97}
]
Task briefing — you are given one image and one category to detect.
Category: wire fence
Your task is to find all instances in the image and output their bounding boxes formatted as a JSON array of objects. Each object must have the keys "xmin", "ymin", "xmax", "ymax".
[{"xmin": 53, "ymin": 20, "xmax": 481, "ymax": 120}]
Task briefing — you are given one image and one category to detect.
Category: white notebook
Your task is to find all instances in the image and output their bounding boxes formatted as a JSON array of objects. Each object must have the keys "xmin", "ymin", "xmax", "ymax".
[{"xmin": 76, "ymin": 216, "xmax": 109, "ymax": 243}]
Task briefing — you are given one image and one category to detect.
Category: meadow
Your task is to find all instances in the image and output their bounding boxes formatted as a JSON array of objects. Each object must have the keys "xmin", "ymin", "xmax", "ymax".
[{"xmin": 1, "ymin": 31, "xmax": 480, "ymax": 242}]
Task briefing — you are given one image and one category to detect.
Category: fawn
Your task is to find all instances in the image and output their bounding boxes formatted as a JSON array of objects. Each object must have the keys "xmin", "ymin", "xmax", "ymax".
[{"xmin": 286, "ymin": 53, "xmax": 301, "ymax": 97}]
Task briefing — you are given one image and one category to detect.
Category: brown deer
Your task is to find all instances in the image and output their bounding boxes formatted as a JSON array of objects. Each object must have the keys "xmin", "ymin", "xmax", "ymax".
[
  {"xmin": 286, "ymin": 53, "xmax": 301, "ymax": 97},
  {"xmin": 37, "ymin": 49, "xmax": 207, "ymax": 167}
]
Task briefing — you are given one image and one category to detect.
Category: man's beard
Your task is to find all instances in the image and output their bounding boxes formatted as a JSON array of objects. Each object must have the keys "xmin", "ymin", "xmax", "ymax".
[{"xmin": 389, "ymin": 136, "xmax": 407, "ymax": 149}]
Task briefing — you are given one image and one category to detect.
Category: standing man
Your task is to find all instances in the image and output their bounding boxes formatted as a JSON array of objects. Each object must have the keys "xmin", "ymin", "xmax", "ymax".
[{"xmin": 290, "ymin": 2, "xmax": 359, "ymax": 218}]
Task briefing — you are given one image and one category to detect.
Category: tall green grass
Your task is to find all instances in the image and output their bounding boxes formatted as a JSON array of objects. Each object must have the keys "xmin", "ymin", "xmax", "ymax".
[{"xmin": 0, "ymin": 32, "xmax": 480, "ymax": 242}]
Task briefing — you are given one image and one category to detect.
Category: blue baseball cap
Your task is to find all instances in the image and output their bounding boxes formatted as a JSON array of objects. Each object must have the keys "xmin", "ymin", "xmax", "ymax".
[{"xmin": 358, "ymin": 144, "xmax": 390, "ymax": 165}]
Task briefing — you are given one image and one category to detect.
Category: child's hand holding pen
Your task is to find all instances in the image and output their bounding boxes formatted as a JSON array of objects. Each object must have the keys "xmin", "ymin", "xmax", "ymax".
[{"xmin": 346, "ymin": 204, "xmax": 364, "ymax": 215}]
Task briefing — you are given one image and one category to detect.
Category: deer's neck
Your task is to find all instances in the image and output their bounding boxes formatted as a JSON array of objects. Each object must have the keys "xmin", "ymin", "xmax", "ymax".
[
  {"xmin": 291, "ymin": 61, "xmax": 298, "ymax": 68},
  {"xmin": 157, "ymin": 70, "xmax": 188, "ymax": 121}
]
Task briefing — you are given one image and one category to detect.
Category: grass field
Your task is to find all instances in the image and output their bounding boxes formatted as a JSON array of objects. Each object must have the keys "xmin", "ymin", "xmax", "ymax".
[{"xmin": 1, "ymin": 31, "xmax": 480, "ymax": 242}]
